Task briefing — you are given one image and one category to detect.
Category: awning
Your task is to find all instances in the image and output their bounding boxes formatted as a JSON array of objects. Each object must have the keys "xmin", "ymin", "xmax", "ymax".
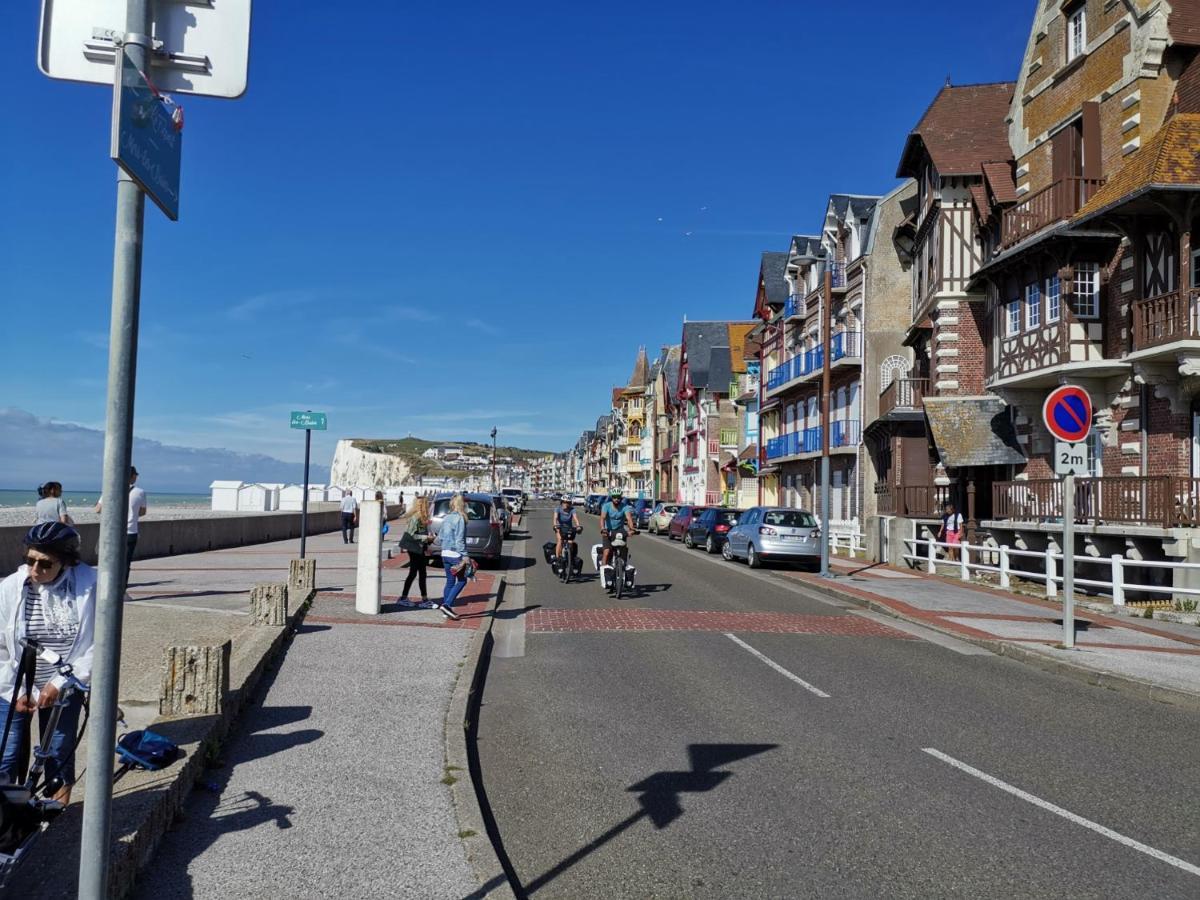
[
  {"xmin": 923, "ymin": 396, "xmax": 1025, "ymax": 468},
  {"xmin": 720, "ymin": 451, "xmax": 739, "ymax": 471}
]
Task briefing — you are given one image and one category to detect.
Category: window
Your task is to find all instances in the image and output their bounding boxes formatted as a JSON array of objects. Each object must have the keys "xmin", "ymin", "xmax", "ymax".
[
  {"xmin": 764, "ymin": 509, "xmax": 817, "ymax": 528},
  {"xmin": 1066, "ymin": 7, "xmax": 1086, "ymax": 63},
  {"xmin": 1007, "ymin": 297, "xmax": 1021, "ymax": 336},
  {"xmin": 1046, "ymin": 275, "xmax": 1061, "ymax": 322},
  {"xmin": 1072, "ymin": 263, "xmax": 1100, "ymax": 318},
  {"xmin": 1025, "ymin": 282, "xmax": 1041, "ymax": 330}
]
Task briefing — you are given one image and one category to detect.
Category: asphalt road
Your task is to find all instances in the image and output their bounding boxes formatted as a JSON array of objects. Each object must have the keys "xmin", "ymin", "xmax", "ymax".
[{"xmin": 477, "ymin": 508, "xmax": 1200, "ymax": 899}]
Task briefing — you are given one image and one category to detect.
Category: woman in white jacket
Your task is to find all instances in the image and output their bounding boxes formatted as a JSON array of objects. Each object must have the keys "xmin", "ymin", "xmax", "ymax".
[{"xmin": 0, "ymin": 523, "xmax": 95, "ymax": 803}]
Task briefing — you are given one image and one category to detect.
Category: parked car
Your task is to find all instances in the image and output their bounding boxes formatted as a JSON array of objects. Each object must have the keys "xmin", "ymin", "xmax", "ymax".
[
  {"xmin": 428, "ymin": 492, "xmax": 504, "ymax": 565},
  {"xmin": 648, "ymin": 502, "xmax": 680, "ymax": 535},
  {"xmin": 501, "ymin": 487, "xmax": 524, "ymax": 514},
  {"xmin": 723, "ymin": 507, "xmax": 820, "ymax": 569},
  {"xmin": 585, "ymin": 493, "xmax": 606, "ymax": 514},
  {"xmin": 631, "ymin": 498, "xmax": 654, "ymax": 529},
  {"xmin": 667, "ymin": 506, "xmax": 708, "ymax": 541},
  {"xmin": 686, "ymin": 508, "xmax": 743, "ymax": 552},
  {"xmin": 571, "ymin": 493, "xmax": 587, "ymax": 506},
  {"xmin": 491, "ymin": 495, "xmax": 513, "ymax": 536}
]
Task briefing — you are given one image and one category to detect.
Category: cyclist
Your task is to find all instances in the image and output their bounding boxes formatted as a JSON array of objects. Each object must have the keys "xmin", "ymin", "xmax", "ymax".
[
  {"xmin": 599, "ymin": 489, "xmax": 636, "ymax": 568},
  {"xmin": 553, "ymin": 495, "xmax": 582, "ymax": 564}
]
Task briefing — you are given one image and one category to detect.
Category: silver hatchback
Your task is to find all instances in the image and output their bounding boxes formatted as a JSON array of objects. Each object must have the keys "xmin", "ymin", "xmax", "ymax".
[
  {"xmin": 723, "ymin": 507, "xmax": 820, "ymax": 569},
  {"xmin": 428, "ymin": 492, "xmax": 504, "ymax": 565}
]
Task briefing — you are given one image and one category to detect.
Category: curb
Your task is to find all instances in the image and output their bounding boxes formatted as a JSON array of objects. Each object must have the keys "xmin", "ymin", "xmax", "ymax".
[
  {"xmin": 790, "ymin": 573, "xmax": 1200, "ymax": 715},
  {"xmin": 444, "ymin": 577, "xmax": 517, "ymax": 899}
]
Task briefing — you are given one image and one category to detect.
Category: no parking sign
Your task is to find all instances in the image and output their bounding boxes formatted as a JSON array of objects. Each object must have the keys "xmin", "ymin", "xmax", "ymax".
[{"xmin": 1043, "ymin": 385, "xmax": 1092, "ymax": 443}]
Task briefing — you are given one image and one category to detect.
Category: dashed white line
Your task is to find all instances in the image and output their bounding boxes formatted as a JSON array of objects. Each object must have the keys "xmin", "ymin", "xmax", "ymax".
[
  {"xmin": 724, "ymin": 633, "xmax": 830, "ymax": 698},
  {"xmin": 922, "ymin": 748, "xmax": 1200, "ymax": 878}
]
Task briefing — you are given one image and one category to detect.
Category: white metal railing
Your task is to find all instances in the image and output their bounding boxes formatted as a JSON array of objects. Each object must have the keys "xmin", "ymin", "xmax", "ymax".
[
  {"xmin": 900, "ymin": 538, "xmax": 1199, "ymax": 606},
  {"xmin": 829, "ymin": 522, "xmax": 865, "ymax": 557}
]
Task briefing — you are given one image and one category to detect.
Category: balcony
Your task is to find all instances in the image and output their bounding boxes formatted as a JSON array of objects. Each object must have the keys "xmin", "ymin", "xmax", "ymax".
[
  {"xmin": 875, "ymin": 483, "xmax": 949, "ymax": 518},
  {"xmin": 765, "ymin": 332, "xmax": 862, "ymax": 396},
  {"xmin": 784, "ymin": 295, "xmax": 805, "ymax": 320},
  {"xmin": 707, "ymin": 438, "xmax": 721, "ymax": 456},
  {"xmin": 719, "ymin": 428, "xmax": 739, "ymax": 447},
  {"xmin": 1000, "ymin": 177, "xmax": 1105, "ymax": 250},
  {"xmin": 828, "ymin": 260, "xmax": 846, "ymax": 290},
  {"xmin": 879, "ymin": 377, "xmax": 927, "ymax": 417},
  {"xmin": 1132, "ymin": 289, "xmax": 1200, "ymax": 353},
  {"xmin": 830, "ymin": 419, "xmax": 861, "ymax": 448},
  {"xmin": 992, "ymin": 476, "xmax": 1200, "ymax": 529},
  {"xmin": 764, "ymin": 421, "xmax": 861, "ymax": 461}
]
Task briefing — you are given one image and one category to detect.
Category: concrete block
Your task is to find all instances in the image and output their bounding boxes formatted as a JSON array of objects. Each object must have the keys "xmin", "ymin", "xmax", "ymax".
[
  {"xmin": 1120, "ymin": 441, "xmax": 1141, "ymax": 455},
  {"xmin": 251, "ymin": 582, "xmax": 288, "ymax": 626},
  {"xmin": 288, "ymin": 558, "xmax": 317, "ymax": 606},
  {"xmin": 160, "ymin": 641, "xmax": 230, "ymax": 717}
]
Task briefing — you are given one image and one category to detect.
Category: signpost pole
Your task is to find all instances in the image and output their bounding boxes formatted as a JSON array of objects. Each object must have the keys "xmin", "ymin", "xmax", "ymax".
[
  {"xmin": 1062, "ymin": 472, "xmax": 1076, "ymax": 648},
  {"xmin": 79, "ymin": 4, "xmax": 151, "ymax": 896},
  {"xmin": 300, "ymin": 426, "xmax": 312, "ymax": 559},
  {"xmin": 820, "ymin": 268, "xmax": 832, "ymax": 578}
]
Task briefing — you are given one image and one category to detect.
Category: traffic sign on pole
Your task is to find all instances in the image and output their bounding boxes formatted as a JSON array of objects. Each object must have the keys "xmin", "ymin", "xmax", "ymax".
[
  {"xmin": 1043, "ymin": 385, "xmax": 1092, "ymax": 443},
  {"xmin": 291, "ymin": 410, "xmax": 328, "ymax": 430},
  {"xmin": 1054, "ymin": 440, "xmax": 1090, "ymax": 477},
  {"xmin": 111, "ymin": 49, "xmax": 182, "ymax": 220}
]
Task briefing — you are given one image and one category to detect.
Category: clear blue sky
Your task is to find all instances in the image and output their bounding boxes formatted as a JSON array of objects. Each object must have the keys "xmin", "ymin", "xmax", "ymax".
[{"xmin": 0, "ymin": 1, "xmax": 1031, "ymax": 472}]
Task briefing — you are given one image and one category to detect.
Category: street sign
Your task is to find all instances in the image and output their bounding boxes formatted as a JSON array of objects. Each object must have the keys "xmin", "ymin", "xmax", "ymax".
[
  {"xmin": 1043, "ymin": 385, "xmax": 1092, "ymax": 443},
  {"xmin": 38, "ymin": 0, "xmax": 252, "ymax": 98},
  {"xmin": 291, "ymin": 411, "xmax": 328, "ymax": 430},
  {"xmin": 1054, "ymin": 440, "xmax": 1089, "ymax": 476},
  {"xmin": 111, "ymin": 50, "xmax": 181, "ymax": 220}
]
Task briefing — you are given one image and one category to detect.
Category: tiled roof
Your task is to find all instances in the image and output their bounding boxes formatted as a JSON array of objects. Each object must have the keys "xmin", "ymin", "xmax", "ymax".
[
  {"xmin": 708, "ymin": 348, "xmax": 733, "ymax": 394},
  {"xmin": 1171, "ymin": 0, "xmax": 1200, "ymax": 46},
  {"xmin": 924, "ymin": 397, "xmax": 1025, "ymax": 468},
  {"xmin": 788, "ymin": 235, "xmax": 824, "ymax": 260},
  {"xmin": 1074, "ymin": 114, "xmax": 1200, "ymax": 221},
  {"xmin": 981, "ymin": 161, "xmax": 1018, "ymax": 203},
  {"xmin": 728, "ymin": 323, "xmax": 755, "ymax": 374},
  {"xmin": 897, "ymin": 82, "xmax": 1016, "ymax": 178},
  {"xmin": 969, "ymin": 184, "xmax": 991, "ymax": 222},
  {"xmin": 627, "ymin": 347, "xmax": 649, "ymax": 388},
  {"xmin": 682, "ymin": 322, "xmax": 755, "ymax": 390},
  {"xmin": 759, "ymin": 252, "xmax": 790, "ymax": 305}
]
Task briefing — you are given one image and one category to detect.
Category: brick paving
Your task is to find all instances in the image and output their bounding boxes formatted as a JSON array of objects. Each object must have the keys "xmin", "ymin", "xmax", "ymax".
[
  {"xmin": 526, "ymin": 607, "xmax": 917, "ymax": 637},
  {"xmin": 309, "ymin": 571, "xmax": 498, "ymax": 631}
]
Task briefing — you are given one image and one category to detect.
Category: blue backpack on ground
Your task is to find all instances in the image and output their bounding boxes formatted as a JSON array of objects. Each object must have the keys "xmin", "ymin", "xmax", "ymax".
[{"xmin": 115, "ymin": 730, "xmax": 180, "ymax": 771}]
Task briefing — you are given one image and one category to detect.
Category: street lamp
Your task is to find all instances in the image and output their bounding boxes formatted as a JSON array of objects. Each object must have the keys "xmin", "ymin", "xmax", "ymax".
[{"xmin": 490, "ymin": 427, "xmax": 498, "ymax": 492}]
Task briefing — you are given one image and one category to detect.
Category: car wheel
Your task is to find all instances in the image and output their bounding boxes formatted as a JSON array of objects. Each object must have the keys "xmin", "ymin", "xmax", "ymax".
[
  {"xmin": 668, "ymin": 529, "xmax": 676, "ymax": 541},
  {"xmin": 705, "ymin": 535, "xmax": 716, "ymax": 554},
  {"xmin": 684, "ymin": 532, "xmax": 695, "ymax": 549},
  {"xmin": 721, "ymin": 542, "xmax": 733, "ymax": 561},
  {"xmin": 748, "ymin": 545, "xmax": 762, "ymax": 569}
]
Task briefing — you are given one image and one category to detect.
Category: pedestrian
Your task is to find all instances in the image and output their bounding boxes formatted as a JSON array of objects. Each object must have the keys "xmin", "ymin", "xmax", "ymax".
[
  {"xmin": 95, "ymin": 466, "xmax": 147, "ymax": 585},
  {"xmin": 34, "ymin": 482, "xmax": 73, "ymax": 526},
  {"xmin": 938, "ymin": 501, "xmax": 963, "ymax": 562},
  {"xmin": 433, "ymin": 493, "xmax": 470, "ymax": 620},
  {"xmin": 397, "ymin": 496, "xmax": 434, "ymax": 607},
  {"xmin": 0, "ymin": 523, "xmax": 96, "ymax": 805},
  {"xmin": 340, "ymin": 490, "xmax": 358, "ymax": 544}
]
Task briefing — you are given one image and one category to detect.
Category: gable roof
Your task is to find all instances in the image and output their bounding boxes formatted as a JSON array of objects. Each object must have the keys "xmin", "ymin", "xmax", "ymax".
[
  {"xmin": 1074, "ymin": 114, "xmax": 1200, "ymax": 222},
  {"xmin": 759, "ymin": 251, "xmax": 790, "ymax": 305},
  {"xmin": 728, "ymin": 323, "xmax": 755, "ymax": 374},
  {"xmin": 682, "ymin": 321, "xmax": 755, "ymax": 390},
  {"xmin": 627, "ymin": 347, "xmax": 649, "ymax": 389},
  {"xmin": 897, "ymin": 82, "xmax": 1016, "ymax": 178},
  {"xmin": 788, "ymin": 235, "xmax": 824, "ymax": 261},
  {"xmin": 827, "ymin": 194, "xmax": 880, "ymax": 225}
]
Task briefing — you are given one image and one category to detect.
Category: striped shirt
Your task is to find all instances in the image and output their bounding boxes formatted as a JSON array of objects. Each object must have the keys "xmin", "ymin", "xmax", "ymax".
[{"xmin": 23, "ymin": 580, "xmax": 80, "ymax": 688}]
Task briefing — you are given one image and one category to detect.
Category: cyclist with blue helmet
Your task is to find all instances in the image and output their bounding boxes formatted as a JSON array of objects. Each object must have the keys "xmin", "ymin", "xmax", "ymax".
[{"xmin": 599, "ymin": 489, "xmax": 636, "ymax": 568}]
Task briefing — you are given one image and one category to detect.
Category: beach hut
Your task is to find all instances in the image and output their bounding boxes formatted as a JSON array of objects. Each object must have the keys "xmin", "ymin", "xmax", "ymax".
[
  {"xmin": 307, "ymin": 483, "xmax": 327, "ymax": 502},
  {"xmin": 210, "ymin": 480, "xmax": 243, "ymax": 511},
  {"xmin": 325, "ymin": 486, "xmax": 347, "ymax": 502},
  {"xmin": 278, "ymin": 484, "xmax": 304, "ymax": 511},
  {"xmin": 237, "ymin": 483, "xmax": 270, "ymax": 512},
  {"xmin": 259, "ymin": 483, "xmax": 284, "ymax": 511}
]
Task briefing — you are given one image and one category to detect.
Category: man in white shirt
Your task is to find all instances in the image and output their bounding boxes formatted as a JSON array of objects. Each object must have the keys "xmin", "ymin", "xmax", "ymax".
[
  {"xmin": 95, "ymin": 466, "xmax": 148, "ymax": 584},
  {"xmin": 340, "ymin": 490, "xmax": 358, "ymax": 544}
]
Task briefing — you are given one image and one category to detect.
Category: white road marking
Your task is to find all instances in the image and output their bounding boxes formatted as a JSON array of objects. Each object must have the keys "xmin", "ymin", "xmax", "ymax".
[
  {"xmin": 923, "ymin": 748, "xmax": 1200, "ymax": 878},
  {"xmin": 724, "ymin": 633, "xmax": 830, "ymax": 698}
]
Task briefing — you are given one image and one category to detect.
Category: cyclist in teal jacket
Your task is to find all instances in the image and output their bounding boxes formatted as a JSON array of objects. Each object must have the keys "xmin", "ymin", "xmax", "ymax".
[{"xmin": 599, "ymin": 489, "xmax": 636, "ymax": 568}]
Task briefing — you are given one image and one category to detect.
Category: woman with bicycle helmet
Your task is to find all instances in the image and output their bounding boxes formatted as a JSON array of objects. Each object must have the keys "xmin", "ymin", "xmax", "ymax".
[{"xmin": 0, "ymin": 522, "xmax": 96, "ymax": 803}]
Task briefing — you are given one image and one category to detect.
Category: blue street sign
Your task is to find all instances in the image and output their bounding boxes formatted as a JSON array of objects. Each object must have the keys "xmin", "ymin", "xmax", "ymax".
[
  {"xmin": 290, "ymin": 411, "xmax": 327, "ymax": 430},
  {"xmin": 1042, "ymin": 385, "xmax": 1092, "ymax": 444},
  {"xmin": 111, "ymin": 50, "xmax": 181, "ymax": 220}
]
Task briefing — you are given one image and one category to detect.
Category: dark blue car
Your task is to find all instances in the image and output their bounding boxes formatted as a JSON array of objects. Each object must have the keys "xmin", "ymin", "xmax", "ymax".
[{"xmin": 631, "ymin": 498, "xmax": 653, "ymax": 528}]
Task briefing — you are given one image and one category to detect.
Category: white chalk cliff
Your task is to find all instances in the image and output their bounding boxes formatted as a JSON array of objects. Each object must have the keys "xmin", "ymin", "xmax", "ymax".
[{"xmin": 329, "ymin": 439, "xmax": 414, "ymax": 487}]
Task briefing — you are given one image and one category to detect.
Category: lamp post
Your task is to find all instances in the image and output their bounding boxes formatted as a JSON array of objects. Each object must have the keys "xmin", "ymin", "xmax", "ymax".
[{"xmin": 490, "ymin": 427, "xmax": 498, "ymax": 492}]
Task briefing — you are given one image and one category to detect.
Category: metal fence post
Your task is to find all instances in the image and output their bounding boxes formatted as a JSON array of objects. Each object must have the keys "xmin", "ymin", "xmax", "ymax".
[
  {"xmin": 1045, "ymin": 545, "xmax": 1058, "ymax": 599},
  {"xmin": 1111, "ymin": 554, "xmax": 1125, "ymax": 607},
  {"xmin": 999, "ymin": 545, "xmax": 1010, "ymax": 589},
  {"xmin": 959, "ymin": 541, "xmax": 971, "ymax": 582}
]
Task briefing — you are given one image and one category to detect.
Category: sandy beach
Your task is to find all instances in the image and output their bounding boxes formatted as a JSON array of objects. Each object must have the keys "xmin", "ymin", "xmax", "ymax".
[{"xmin": 0, "ymin": 506, "xmax": 299, "ymax": 529}]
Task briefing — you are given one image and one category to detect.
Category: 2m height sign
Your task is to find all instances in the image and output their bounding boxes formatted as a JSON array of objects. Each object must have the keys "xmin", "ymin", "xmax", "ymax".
[{"xmin": 1044, "ymin": 385, "xmax": 1092, "ymax": 476}]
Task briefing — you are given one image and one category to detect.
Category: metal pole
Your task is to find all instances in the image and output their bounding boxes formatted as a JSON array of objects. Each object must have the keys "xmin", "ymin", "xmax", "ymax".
[
  {"xmin": 80, "ymin": 3, "xmax": 151, "ymax": 896},
  {"xmin": 1062, "ymin": 472, "xmax": 1075, "ymax": 648},
  {"xmin": 820, "ymin": 268, "xmax": 832, "ymax": 578},
  {"xmin": 300, "ymin": 426, "xmax": 312, "ymax": 558}
]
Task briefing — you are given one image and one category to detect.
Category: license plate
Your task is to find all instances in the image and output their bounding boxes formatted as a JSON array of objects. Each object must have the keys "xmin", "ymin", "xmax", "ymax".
[
  {"xmin": 783, "ymin": 534, "xmax": 804, "ymax": 542},
  {"xmin": 467, "ymin": 537, "xmax": 482, "ymax": 546}
]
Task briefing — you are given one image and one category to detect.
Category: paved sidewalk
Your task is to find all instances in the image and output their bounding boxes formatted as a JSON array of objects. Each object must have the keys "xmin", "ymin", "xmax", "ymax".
[{"xmin": 787, "ymin": 557, "xmax": 1200, "ymax": 702}]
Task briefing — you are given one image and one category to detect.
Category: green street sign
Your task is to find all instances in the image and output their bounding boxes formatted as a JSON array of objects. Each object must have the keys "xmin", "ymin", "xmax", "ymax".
[{"xmin": 290, "ymin": 411, "xmax": 327, "ymax": 430}]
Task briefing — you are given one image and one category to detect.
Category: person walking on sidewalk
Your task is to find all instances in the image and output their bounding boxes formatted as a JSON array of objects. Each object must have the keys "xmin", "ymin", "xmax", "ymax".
[
  {"xmin": 938, "ymin": 501, "xmax": 964, "ymax": 562},
  {"xmin": 0, "ymin": 523, "xmax": 96, "ymax": 804},
  {"xmin": 397, "ymin": 497, "xmax": 435, "ymax": 607},
  {"xmin": 95, "ymin": 466, "xmax": 147, "ymax": 585},
  {"xmin": 434, "ymin": 494, "xmax": 470, "ymax": 621},
  {"xmin": 339, "ymin": 490, "xmax": 358, "ymax": 544}
]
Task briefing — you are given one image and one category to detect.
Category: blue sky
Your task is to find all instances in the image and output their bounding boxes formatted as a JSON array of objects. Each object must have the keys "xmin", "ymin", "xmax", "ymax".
[{"xmin": 0, "ymin": 1, "xmax": 1031, "ymax": 481}]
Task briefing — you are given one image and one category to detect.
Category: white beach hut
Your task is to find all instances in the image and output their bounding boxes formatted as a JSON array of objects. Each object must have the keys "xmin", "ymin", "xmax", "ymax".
[
  {"xmin": 237, "ymin": 483, "xmax": 270, "ymax": 512},
  {"xmin": 210, "ymin": 480, "xmax": 243, "ymax": 511},
  {"xmin": 278, "ymin": 484, "xmax": 305, "ymax": 511},
  {"xmin": 259, "ymin": 483, "xmax": 284, "ymax": 511},
  {"xmin": 307, "ymin": 483, "xmax": 327, "ymax": 502}
]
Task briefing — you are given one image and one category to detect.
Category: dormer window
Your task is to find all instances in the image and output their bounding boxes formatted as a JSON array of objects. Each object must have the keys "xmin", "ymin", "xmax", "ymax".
[{"xmin": 1066, "ymin": 4, "xmax": 1086, "ymax": 63}]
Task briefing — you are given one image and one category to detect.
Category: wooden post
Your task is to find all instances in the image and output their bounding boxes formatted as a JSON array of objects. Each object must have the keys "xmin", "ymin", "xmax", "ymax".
[
  {"xmin": 160, "ymin": 641, "xmax": 230, "ymax": 717},
  {"xmin": 966, "ymin": 476, "xmax": 977, "ymax": 544},
  {"xmin": 250, "ymin": 582, "xmax": 288, "ymax": 626}
]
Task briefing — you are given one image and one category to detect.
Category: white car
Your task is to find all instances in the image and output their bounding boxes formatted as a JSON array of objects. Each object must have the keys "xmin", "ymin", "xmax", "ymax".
[{"xmin": 571, "ymin": 493, "xmax": 586, "ymax": 506}]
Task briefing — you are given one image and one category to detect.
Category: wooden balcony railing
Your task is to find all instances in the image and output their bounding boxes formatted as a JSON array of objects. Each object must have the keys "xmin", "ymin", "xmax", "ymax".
[
  {"xmin": 874, "ymin": 483, "xmax": 949, "ymax": 518},
  {"xmin": 879, "ymin": 377, "xmax": 927, "ymax": 417},
  {"xmin": 1133, "ymin": 289, "xmax": 1200, "ymax": 350},
  {"xmin": 1000, "ymin": 177, "xmax": 1105, "ymax": 249},
  {"xmin": 993, "ymin": 476, "xmax": 1200, "ymax": 528}
]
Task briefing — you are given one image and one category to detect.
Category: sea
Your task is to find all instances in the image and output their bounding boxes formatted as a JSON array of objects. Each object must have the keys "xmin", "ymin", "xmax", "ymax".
[{"xmin": 0, "ymin": 489, "xmax": 209, "ymax": 509}]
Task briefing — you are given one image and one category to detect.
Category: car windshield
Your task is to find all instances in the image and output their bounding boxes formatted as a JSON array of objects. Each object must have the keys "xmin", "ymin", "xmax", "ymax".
[
  {"xmin": 717, "ymin": 511, "xmax": 740, "ymax": 525},
  {"xmin": 764, "ymin": 510, "xmax": 816, "ymax": 528},
  {"xmin": 432, "ymin": 499, "xmax": 491, "ymax": 520}
]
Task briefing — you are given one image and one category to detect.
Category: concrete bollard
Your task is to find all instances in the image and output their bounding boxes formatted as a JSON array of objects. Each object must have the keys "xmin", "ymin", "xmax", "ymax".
[
  {"xmin": 356, "ymin": 499, "xmax": 383, "ymax": 614},
  {"xmin": 288, "ymin": 558, "xmax": 317, "ymax": 608},
  {"xmin": 160, "ymin": 641, "xmax": 230, "ymax": 717},
  {"xmin": 250, "ymin": 582, "xmax": 288, "ymax": 626}
]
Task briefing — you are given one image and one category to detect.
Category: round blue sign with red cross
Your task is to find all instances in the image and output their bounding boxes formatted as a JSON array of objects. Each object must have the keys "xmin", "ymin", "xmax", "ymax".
[{"xmin": 1043, "ymin": 385, "xmax": 1092, "ymax": 443}]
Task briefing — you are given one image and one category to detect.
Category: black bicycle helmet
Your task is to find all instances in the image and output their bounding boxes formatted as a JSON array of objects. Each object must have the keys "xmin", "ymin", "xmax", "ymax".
[{"xmin": 23, "ymin": 522, "xmax": 82, "ymax": 564}]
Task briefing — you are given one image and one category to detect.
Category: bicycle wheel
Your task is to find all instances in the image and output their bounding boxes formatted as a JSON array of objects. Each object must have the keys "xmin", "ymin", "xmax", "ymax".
[{"xmin": 615, "ymin": 556, "xmax": 624, "ymax": 599}]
